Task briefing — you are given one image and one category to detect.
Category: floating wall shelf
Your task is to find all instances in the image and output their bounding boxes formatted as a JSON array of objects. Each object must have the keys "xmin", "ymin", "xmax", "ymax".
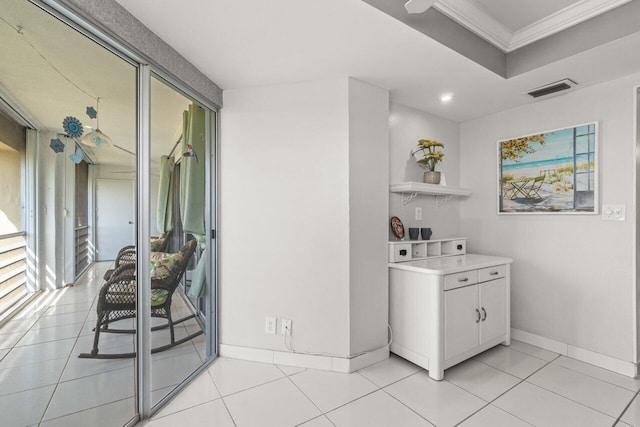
[{"xmin": 390, "ymin": 182, "xmax": 472, "ymax": 207}]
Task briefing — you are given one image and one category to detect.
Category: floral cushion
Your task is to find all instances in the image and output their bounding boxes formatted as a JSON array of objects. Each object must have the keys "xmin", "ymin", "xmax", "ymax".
[
  {"xmin": 150, "ymin": 251, "xmax": 183, "ymax": 279},
  {"xmin": 151, "ymin": 289, "xmax": 169, "ymax": 307},
  {"xmin": 150, "ymin": 238, "xmax": 166, "ymax": 251}
]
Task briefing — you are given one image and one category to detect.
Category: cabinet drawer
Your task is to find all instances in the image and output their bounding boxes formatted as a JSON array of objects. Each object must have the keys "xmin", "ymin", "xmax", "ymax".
[
  {"xmin": 478, "ymin": 265, "xmax": 506, "ymax": 282},
  {"xmin": 389, "ymin": 244, "xmax": 412, "ymax": 262},
  {"xmin": 444, "ymin": 270, "xmax": 478, "ymax": 290}
]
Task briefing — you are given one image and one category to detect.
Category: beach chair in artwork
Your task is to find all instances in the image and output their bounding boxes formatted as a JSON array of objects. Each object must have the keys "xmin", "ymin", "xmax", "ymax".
[
  {"xmin": 502, "ymin": 179, "xmax": 516, "ymax": 200},
  {"xmin": 524, "ymin": 175, "xmax": 544, "ymax": 199}
]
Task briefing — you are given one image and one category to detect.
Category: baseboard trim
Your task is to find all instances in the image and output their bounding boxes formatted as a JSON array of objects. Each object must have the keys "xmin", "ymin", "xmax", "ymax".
[
  {"xmin": 511, "ymin": 328, "xmax": 638, "ymax": 378},
  {"xmin": 219, "ymin": 344, "xmax": 389, "ymax": 373}
]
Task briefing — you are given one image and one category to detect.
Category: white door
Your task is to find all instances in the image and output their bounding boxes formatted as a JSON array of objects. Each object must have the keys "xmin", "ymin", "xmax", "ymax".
[
  {"xmin": 444, "ymin": 284, "xmax": 479, "ymax": 360},
  {"xmin": 479, "ymin": 278, "xmax": 507, "ymax": 345},
  {"xmin": 96, "ymin": 179, "xmax": 134, "ymax": 261}
]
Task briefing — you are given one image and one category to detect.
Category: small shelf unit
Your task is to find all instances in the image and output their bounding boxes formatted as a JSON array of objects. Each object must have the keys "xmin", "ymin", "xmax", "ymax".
[
  {"xmin": 389, "ymin": 237, "xmax": 467, "ymax": 263},
  {"xmin": 390, "ymin": 182, "xmax": 472, "ymax": 207}
]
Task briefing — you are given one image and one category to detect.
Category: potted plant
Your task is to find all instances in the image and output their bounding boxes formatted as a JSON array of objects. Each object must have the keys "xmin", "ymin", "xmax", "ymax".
[{"xmin": 411, "ymin": 139, "xmax": 445, "ymax": 184}]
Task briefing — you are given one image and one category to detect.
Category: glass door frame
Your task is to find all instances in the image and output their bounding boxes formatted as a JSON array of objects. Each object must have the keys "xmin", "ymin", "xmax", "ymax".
[{"xmin": 31, "ymin": 0, "xmax": 220, "ymax": 422}]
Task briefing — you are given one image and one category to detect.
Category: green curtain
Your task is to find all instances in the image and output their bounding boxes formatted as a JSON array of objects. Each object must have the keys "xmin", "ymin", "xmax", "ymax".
[
  {"xmin": 187, "ymin": 248, "xmax": 207, "ymax": 298},
  {"xmin": 156, "ymin": 155, "xmax": 173, "ymax": 233},
  {"xmin": 180, "ymin": 103, "xmax": 205, "ymax": 237}
]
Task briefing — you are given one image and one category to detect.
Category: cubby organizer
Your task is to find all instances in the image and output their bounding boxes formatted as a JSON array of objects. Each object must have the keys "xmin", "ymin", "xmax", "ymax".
[{"xmin": 388, "ymin": 237, "xmax": 467, "ymax": 263}]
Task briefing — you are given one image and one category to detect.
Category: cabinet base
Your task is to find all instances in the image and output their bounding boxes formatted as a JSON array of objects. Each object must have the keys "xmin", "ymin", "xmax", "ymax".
[{"xmin": 391, "ymin": 335, "xmax": 508, "ymax": 381}]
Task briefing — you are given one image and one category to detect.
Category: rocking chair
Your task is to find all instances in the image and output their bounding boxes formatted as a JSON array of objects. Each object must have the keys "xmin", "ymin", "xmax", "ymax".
[
  {"xmin": 80, "ymin": 239, "xmax": 201, "ymax": 359},
  {"xmin": 103, "ymin": 230, "xmax": 173, "ymax": 281}
]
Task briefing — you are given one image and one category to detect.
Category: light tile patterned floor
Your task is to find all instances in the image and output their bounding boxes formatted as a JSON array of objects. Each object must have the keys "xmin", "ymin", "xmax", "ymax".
[
  {"xmin": 4, "ymin": 262, "xmax": 640, "ymax": 426},
  {"xmin": 144, "ymin": 343, "xmax": 640, "ymax": 427},
  {"xmin": 0, "ymin": 262, "xmax": 206, "ymax": 427}
]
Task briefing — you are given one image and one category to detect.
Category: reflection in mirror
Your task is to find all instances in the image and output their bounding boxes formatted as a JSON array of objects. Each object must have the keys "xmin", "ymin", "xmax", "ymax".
[
  {"xmin": 150, "ymin": 76, "xmax": 210, "ymax": 406},
  {"xmin": 0, "ymin": 1, "xmax": 137, "ymax": 425}
]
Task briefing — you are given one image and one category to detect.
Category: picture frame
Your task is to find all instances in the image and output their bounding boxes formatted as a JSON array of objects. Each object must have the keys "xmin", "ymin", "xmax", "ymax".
[{"xmin": 497, "ymin": 122, "xmax": 599, "ymax": 214}]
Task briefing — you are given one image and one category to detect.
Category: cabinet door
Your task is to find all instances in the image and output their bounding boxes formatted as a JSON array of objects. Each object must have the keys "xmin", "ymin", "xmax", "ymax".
[
  {"xmin": 444, "ymin": 285, "xmax": 479, "ymax": 360},
  {"xmin": 479, "ymin": 278, "xmax": 507, "ymax": 345}
]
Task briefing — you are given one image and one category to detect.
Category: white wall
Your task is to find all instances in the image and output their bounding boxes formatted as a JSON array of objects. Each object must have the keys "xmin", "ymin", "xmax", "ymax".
[
  {"xmin": 389, "ymin": 103, "xmax": 461, "ymax": 239},
  {"xmin": 37, "ymin": 131, "xmax": 60, "ymax": 289},
  {"xmin": 220, "ymin": 78, "xmax": 390, "ymax": 359},
  {"xmin": 459, "ymin": 74, "xmax": 639, "ymax": 363},
  {"xmin": 221, "ymin": 79, "xmax": 352, "ymax": 356},
  {"xmin": 348, "ymin": 79, "xmax": 389, "ymax": 354}
]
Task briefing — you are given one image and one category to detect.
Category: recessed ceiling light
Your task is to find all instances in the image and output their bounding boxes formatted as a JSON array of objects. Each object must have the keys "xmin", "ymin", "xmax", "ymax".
[{"xmin": 440, "ymin": 94, "xmax": 454, "ymax": 103}]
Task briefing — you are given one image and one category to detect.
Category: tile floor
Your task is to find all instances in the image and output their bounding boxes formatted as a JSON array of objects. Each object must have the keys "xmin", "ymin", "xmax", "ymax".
[
  {"xmin": 142, "ymin": 342, "xmax": 640, "ymax": 427},
  {"xmin": 3, "ymin": 262, "xmax": 640, "ymax": 426},
  {"xmin": 0, "ymin": 262, "xmax": 206, "ymax": 427}
]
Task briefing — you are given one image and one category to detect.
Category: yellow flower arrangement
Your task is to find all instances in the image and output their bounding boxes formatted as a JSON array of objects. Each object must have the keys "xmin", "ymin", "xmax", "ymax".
[{"xmin": 411, "ymin": 138, "xmax": 445, "ymax": 172}]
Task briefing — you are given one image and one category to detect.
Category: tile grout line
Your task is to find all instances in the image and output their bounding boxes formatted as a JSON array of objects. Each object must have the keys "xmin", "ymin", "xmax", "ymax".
[
  {"xmin": 355, "ymin": 367, "xmax": 437, "ymax": 425},
  {"xmin": 284, "ymin": 373, "xmax": 337, "ymax": 425},
  {"xmin": 206, "ymin": 365, "xmax": 238, "ymax": 427},
  {"xmin": 36, "ymin": 396, "xmax": 134, "ymax": 425},
  {"xmin": 518, "ymin": 355, "xmax": 635, "ymax": 422},
  {"xmin": 613, "ymin": 388, "xmax": 640, "ymax": 426},
  {"xmin": 508, "ymin": 342, "xmax": 640, "ymax": 393},
  {"xmin": 470, "ymin": 350, "xmax": 628, "ymax": 425},
  {"xmin": 453, "ymin": 353, "xmax": 559, "ymax": 426},
  {"xmin": 38, "ymin": 279, "xmax": 101, "ymax": 425},
  {"xmin": 380, "ymin": 387, "xmax": 437, "ymax": 426}
]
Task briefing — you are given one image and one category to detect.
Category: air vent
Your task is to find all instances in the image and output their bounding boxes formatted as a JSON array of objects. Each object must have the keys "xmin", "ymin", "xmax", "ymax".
[{"xmin": 526, "ymin": 79, "xmax": 577, "ymax": 98}]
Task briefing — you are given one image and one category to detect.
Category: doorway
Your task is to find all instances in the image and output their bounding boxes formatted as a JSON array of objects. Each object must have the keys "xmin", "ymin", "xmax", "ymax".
[{"xmin": 95, "ymin": 179, "xmax": 134, "ymax": 261}]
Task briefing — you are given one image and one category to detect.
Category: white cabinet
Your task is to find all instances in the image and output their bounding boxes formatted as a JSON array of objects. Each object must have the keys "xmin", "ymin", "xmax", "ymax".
[
  {"xmin": 389, "ymin": 254, "xmax": 512, "ymax": 381},
  {"xmin": 444, "ymin": 277, "xmax": 507, "ymax": 361}
]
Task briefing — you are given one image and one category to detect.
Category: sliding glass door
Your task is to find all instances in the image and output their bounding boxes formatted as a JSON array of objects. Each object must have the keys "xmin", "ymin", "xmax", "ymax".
[
  {"xmin": 145, "ymin": 74, "xmax": 215, "ymax": 410},
  {"xmin": 0, "ymin": 0, "xmax": 218, "ymax": 424}
]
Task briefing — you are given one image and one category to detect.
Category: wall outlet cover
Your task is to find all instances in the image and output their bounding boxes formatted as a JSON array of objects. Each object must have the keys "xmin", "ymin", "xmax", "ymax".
[{"xmin": 281, "ymin": 319, "xmax": 292, "ymax": 336}]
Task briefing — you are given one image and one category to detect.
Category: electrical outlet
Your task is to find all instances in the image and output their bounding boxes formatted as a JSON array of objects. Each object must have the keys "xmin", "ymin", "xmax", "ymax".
[
  {"xmin": 415, "ymin": 207, "xmax": 423, "ymax": 221},
  {"xmin": 265, "ymin": 317, "xmax": 276, "ymax": 334},
  {"xmin": 281, "ymin": 319, "xmax": 292, "ymax": 336}
]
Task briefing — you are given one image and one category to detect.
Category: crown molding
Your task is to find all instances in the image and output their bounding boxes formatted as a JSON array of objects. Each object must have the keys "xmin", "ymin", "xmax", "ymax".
[
  {"xmin": 434, "ymin": 0, "xmax": 513, "ymax": 51},
  {"xmin": 509, "ymin": 0, "xmax": 632, "ymax": 50},
  {"xmin": 434, "ymin": 0, "xmax": 631, "ymax": 53}
]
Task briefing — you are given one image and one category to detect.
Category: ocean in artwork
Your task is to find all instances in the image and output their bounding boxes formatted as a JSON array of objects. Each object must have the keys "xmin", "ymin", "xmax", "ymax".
[{"xmin": 498, "ymin": 124, "xmax": 596, "ymax": 213}]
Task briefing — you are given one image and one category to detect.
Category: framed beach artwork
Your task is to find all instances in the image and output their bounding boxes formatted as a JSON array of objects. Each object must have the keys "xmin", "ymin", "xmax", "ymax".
[{"xmin": 497, "ymin": 122, "xmax": 598, "ymax": 214}]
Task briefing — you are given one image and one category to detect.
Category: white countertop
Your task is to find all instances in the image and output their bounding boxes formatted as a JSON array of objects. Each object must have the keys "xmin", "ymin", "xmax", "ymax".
[{"xmin": 388, "ymin": 254, "xmax": 513, "ymax": 275}]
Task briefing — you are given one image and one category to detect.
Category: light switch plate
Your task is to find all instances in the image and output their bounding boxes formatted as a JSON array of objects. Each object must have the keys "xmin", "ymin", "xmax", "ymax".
[
  {"xmin": 415, "ymin": 207, "xmax": 423, "ymax": 221},
  {"xmin": 602, "ymin": 204, "xmax": 625, "ymax": 221},
  {"xmin": 265, "ymin": 317, "xmax": 276, "ymax": 334}
]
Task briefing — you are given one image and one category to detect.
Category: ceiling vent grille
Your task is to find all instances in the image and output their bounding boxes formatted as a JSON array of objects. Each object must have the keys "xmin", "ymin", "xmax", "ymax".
[{"xmin": 526, "ymin": 79, "xmax": 577, "ymax": 98}]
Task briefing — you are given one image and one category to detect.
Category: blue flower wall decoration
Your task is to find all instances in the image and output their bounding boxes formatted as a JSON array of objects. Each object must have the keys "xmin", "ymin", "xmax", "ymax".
[
  {"xmin": 86, "ymin": 106, "xmax": 97, "ymax": 119},
  {"xmin": 62, "ymin": 116, "xmax": 83, "ymax": 138},
  {"xmin": 49, "ymin": 138, "xmax": 65, "ymax": 153}
]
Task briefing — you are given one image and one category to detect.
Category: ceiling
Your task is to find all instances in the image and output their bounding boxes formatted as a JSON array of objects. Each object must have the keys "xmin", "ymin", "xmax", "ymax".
[
  {"xmin": 431, "ymin": 0, "xmax": 632, "ymax": 52},
  {"xmin": 113, "ymin": 0, "xmax": 640, "ymax": 123},
  {"xmin": 0, "ymin": 0, "xmax": 190, "ymax": 169}
]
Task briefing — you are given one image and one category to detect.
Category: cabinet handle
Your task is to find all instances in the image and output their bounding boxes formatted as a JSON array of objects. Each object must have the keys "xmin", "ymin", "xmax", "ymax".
[
  {"xmin": 481, "ymin": 307, "xmax": 487, "ymax": 321},
  {"xmin": 489, "ymin": 271, "xmax": 499, "ymax": 276},
  {"xmin": 475, "ymin": 308, "xmax": 481, "ymax": 323},
  {"xmin": 458, "ymin": 277, "xmax": 469, "ymax": 283}
]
